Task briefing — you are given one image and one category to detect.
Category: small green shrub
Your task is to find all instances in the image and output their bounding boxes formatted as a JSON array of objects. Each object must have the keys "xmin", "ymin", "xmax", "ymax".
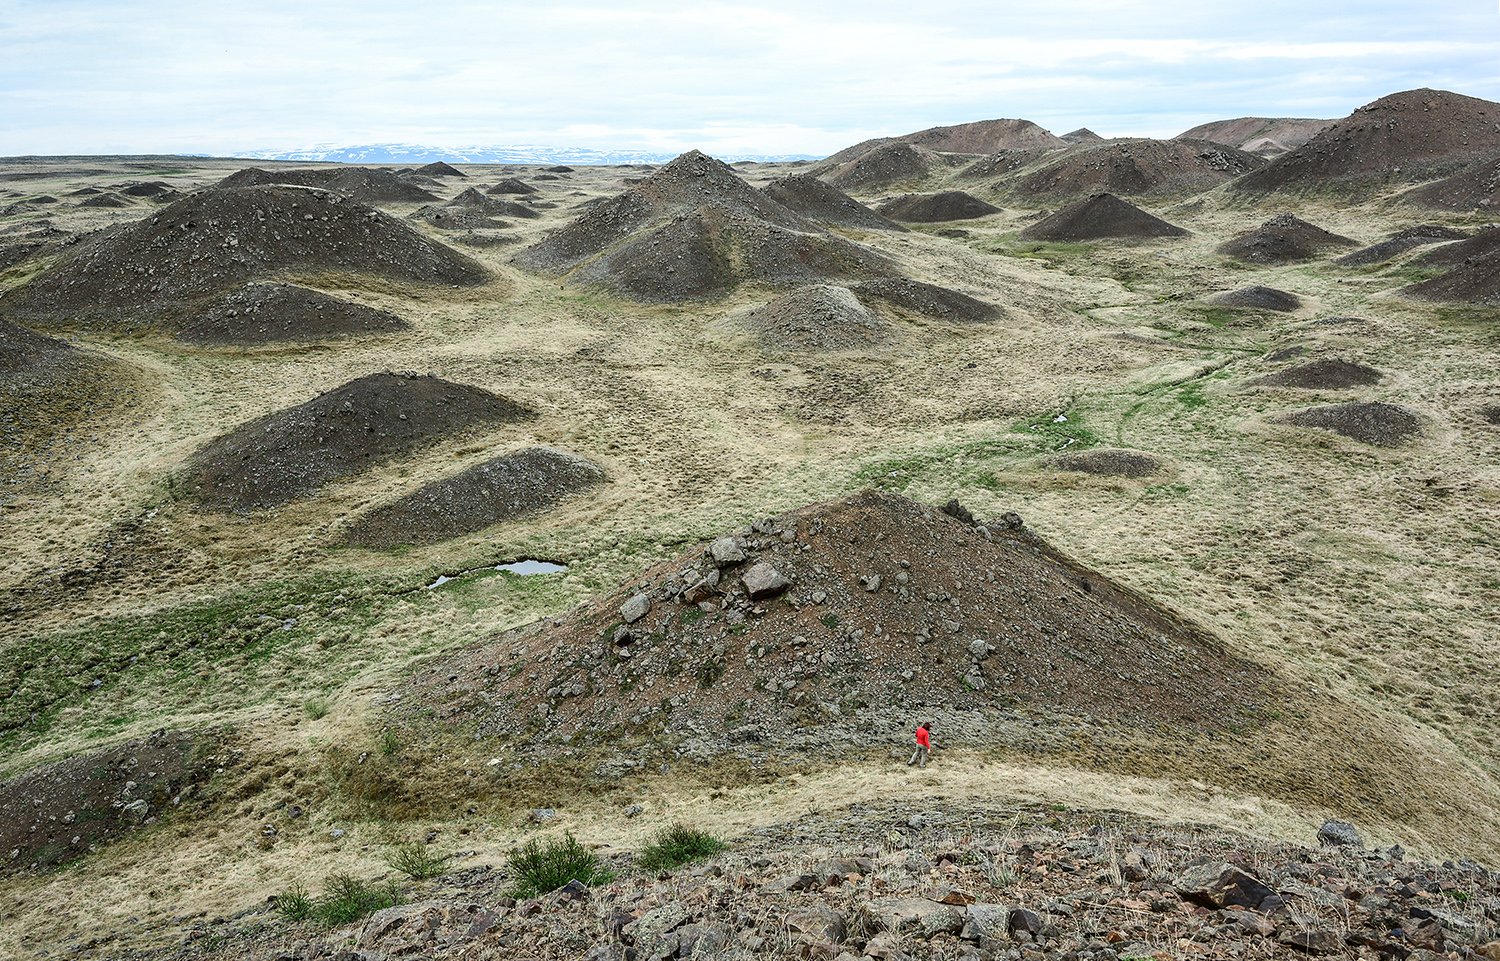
[
  {"xmin": 386, "ymin": 841, "xmax": 445, "ymax": 880},
  {"xmin": 379, "ymin": 730, "xmax": 401, "ymax": 756},
  {"xmin": 317, "ymin": 873, "xmax": 403, "ymax": 926},
  {"xmin": 636, "ymin": 823, "xmax": 726, "ymax": 872},
  {"xmin": 507, "ymin": 831, "xmax": 612, "ymax": 897},
  {"xmin": 304, "ymin": 695, "xmax": 330, "ymax": 720},
  {"xmin": 276, "ymin": 882, "xmax": 313, "ymax": 922}
]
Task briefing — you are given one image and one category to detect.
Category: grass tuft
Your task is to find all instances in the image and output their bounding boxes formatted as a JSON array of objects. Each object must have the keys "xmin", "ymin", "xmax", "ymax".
[
  {"xmin": 386, "ymin": 841, "xmax": 446, "ymax": 880},
  {"xmin": 276, "ymin": 874, "xmax": 401, "ymax": 927},
  {"xmin": 636, "ymin": 823, "xmax": 726, "ymax": 872},
  {"xmin": 506, "ymin": 831, "xmax": 613, "ymax": 897}
]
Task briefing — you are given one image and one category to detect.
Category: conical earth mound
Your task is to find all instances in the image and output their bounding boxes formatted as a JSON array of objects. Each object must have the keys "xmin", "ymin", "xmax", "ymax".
[
  {"xmin": 1247, "ymin": 359, "xmax": 1384, "ymax": 389},
  {"xmin": 174, "ymin": 282, "xmax": 411, "ymax": 346},
  {"xmin": 0, "ymin": 318, "xmax": 138, "ymax": 450},
  {"xmin": 760, "ymin": 175, "xmax": 907, "ymax": 232},
  {"xmin": 0, "ymin": 186, "xmax": 489, "ymax": 331},
  {"xmin": 1334, "ymin": 225, "xmax": 1466, "ymax": 267},
  {"xmin": 851, "ymin": 279, "xmax": 1000, "ymax": 322},
  {"xmin": 875, "ymin": 191, "xmax": 999, "ymax": 223},
  {"xmin": 1053, "ymin": 448, "xmax": 1163, "ymax": 477},
  {"xmin": 1401, "ymin": 156, "xmax": 1500, "ymax": 211},
  {"xmin": 1206, "ymin": 286, "xmax": 1302, "ymax": 312},
  {"xmin": 1015, "ymin": 139, "xmax": 1263, "ymax": 200},
  {"xmin": 412, "ymin": 161, "xmax": 466, "ymax": 178},
  {"xmin": 1018, "ymin": 193, "xmax": 1188, "ymax": 240},
  {"xmin": 340, "ymin": 446, "xmax": 608, "ymax": 548},
  {"xmin": 401, "ymin": 491, "xmax": 1265, "ymax": 765},
  {"xmin": 741, "ymin": 284, "xmax": 887, "ymax": 352},
  {"xmin": 1217, "ymin": 214, "xmax": 1357, "ymax": 264},
  {"xmin": 182, "ymin": 372, "xmax": 534, "ymax": 510},
  {"xmin": 1275, "ymin": 401, "xmax": 1422, "ymax": 447},
  {"xmin": 1397, "ymin": 230, "xmax": 1500, "ymax": 303},
  {"xmin": 824, "ymin": 142, "xmax": 938, "ymax": 191},
  {"xmin": 443, "ymin": 188, "xmax": 538, "ymax": 218},
  {"xmin": 1233, "ymin": 88, "xmax": 1500, "ymax": 194}
]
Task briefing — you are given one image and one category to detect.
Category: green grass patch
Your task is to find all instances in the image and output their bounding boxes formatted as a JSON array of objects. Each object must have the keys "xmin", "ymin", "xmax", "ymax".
[
  {"xmin": 852, "ymin": 437, "xmax": 1026, "ymax": 492},
  {"xmin": 276, "ymin": 874, "xmax": 402, "ymax": 927},
  {"xmin": 506, "ymin": 831, "xmax": 614, "ymax": 897},
  {"xmin": 385, "ymin": 841, "xmax": 446, "ymax": 880},
  {"xmin": 636, "ymin": 823, "xmax": 727, "ymax": 872}
]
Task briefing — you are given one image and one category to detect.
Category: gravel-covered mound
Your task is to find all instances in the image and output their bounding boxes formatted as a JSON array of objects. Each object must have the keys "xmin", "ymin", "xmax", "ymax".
[
  {"xmin": 78, "ymin": 193, "xmax": 130, "ymax": 208},
  {"xmin": 0, "ymin": 185, "xmax": 489, "ymax": 331},
  {"xmin": 851, "ymin": 278, "xmax": 1000, "ymax": 322},
  {"xmin": 0, "ymin": 318, "xmax": 137, "ymax": 454},
  {"xmin": 340, "ymin": 446, "xmax": 607, "ymax": 548},
  {"xmin": 1174, "ymin": 117, "xmax": 1333, "ymax": 151},
  {"xmin": 1275, "ymin": 401, "xmax": 1423, "ymax": 447},
  {"xmin": 213, "ymin": 167, "xmax": 336, "ymax": 190},
  {"xmin": 117, "ymin": 181, "xmax": 177, "ymax": 200},
  {"xmin": 893, "ymin": 117, "xmax": 1067, "ymax": 154},
  {"xmin": 953, "ymin": 148, "xmax": 1058, "ymax": 182},
  {"xmin": 1017, "ymin": 192, "xmax": 1188, "ymax": 240},
  {"xmin": 1247, "ymin": 359, "xmax": 1384, "ymax": 389},
  {"xmin": 1217, "ymin": 213, "xmax": 1358, "ymax": 264},
  {"xmin": 404, "ymin": 491, "xmax": 1264, "ymax": 766},
  {"xmin": 1399, "ymin": 250, "xmax": 1500, "ymax": 304},
  {"xmin": 1052, "ymin": 448, "xmax": 1162, "ymax": 477},
  {"xmin": 408, "ymin": 206, "xmax": 510, "ymax": 230},
  {"xmin": 1334, "ymin": 224, "xmax": 1468, "ymax": 266},
  {"xmin": 174, "ymin": 282, "xmax": 411, "ymax": 346},
  {"xmin": 319, "ymin": 167, "xmax": 439, "ymax": 204},
  {"xmin": 0, "ymin": 316, "xmax": 73, "ymax": 374},
  {"xmin": 741, "ymin": 284, "xmax": 888, "ymax": 352},
  {"xmin": 443, "ymin": 187, "xmax": 539, "ymax": 218},
  {"xmin": 182, "ymin": 372, "xmax": 534, "ymax": 510},
  {"xmin": 1402, "ymin": 155, "xmax": 1500, "ymax": 210},
  {"xmin": 1234, "ymin": 88, "xmax": 1500, "ymax": 194},
  {"xmin": 486, "ymin": 177, "xmax": 536, "ymax": 195},
  {"xmin": 760, "ymin": 175, "xmax": 907, "ymax": 232},
  {"xmin": 412, "ymin": 161, "xmax": 466, "ymax": 178},
  {"xmin": 824, "ymin": 142, "xmax": 938, "ymax": 191},
  {"xmin": 1014, "ymin": 139, "xmax": 1264, "ymax": 200},
  {"xmin": 875, "ymin": 191, "xmax": 999, "ymax": 223},
  {"xmin": 1205, "ymin": 285, "xmax": 1303, "ymax": 312},
  {"xmin": 1060, "ymin": 127, "xmax": 1104, "ymax": 144}
]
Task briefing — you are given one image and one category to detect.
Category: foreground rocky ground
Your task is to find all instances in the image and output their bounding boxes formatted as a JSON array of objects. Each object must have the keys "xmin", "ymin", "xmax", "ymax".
[{"xmin": 69, "ymin": 799, "xmax": 1497, "ymax": 961}]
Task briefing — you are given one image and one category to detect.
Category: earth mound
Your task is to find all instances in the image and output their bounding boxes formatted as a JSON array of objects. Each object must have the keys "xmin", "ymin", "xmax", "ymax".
[
  {"xmin": 340, "ymin": 446, "xmax": 608, "ymax": 548},
  {"xmin": 955, "ymin": 148, "xmax": 1060, "ymax": 182},
  {"xmin": 1334, "ymin": 225, "xmax": 1468, "ymax": 267},
  {"xmin": 1060, "ymin": 128, "xmax": 1104, "ymax": 144},
  {"xmin": 182, "ymin": 372, "xmax": 535, "ymax": 510},
  {"xmin": 1217, "ymin": 213, "xmax": 1357, "ymax": 264},
  {"xmin": 404, "ymin": 491, "xmax": 1264, "ymax": 765},
  {"xmin": 1233, "ymin": 88, "xmax": 1500, "ymax": 193},
  {"xmin": 407, "ymin": 206, "xmax": 510, "ymax": 230},
  {"xmin": 1174, "ymin": 118, "xmax": 1333, "ymax": 152},
  {"xmin": 851, "ymin": 278, "xmax": 1000, "ymax": 322},
  {"xmin": 824, "ymin": 142, "xmax": 938, "ymax": 191},
  {"xmin": 0, "ymin": 185, "xmax": 489, "ymax": 331},
  {"xmin": 1053, "ymin": 448, "xmax": 1162, "ymax": 477},
  {"xmin": 1399, "ymin": 249, "xmax": 1500, "ymax": 304},
  {"xmin": 1014, "ymin": 139, "xmax": 1264, "ymax": 200},
  {"xmin": 0, "ymin": 317, "xmax": 73, "ymax": 374},
  {"xmin": 1408, "ymin": 229, "xmax": 1500, "ymax": 269},
  {"xmin": 174, "ymin": 282, "xmax": 411, "ymax": 346},
  {"xmin": 1017, "ymin": 192, "xmax": 1188, "ymax": 240},
  {"xmin": 1247, "ymin": 359, "xmax": 1384, "ymax": 389},
  {"xmin": 886, "ymin": 118, "xmax": 1067, "ymax": 154},
  {"xmin": 875, "ymin": 191, "xmax": 999, "ymax": 223},
  {"xmin": 1206, "ymin": 286, "xmax": 1302, "ymax": 312},
  {"xmin": 213, "ymin": 167, "xmax": 337, "ymax": 190},
  {"xmin": 1402, "ymin": 156, "xmax": 1500, "ymax": 210},
  {"xmin": 741, "ymin": 284, "xmax": 887, "ymax": 352},
  {"xmin": 412, "ymin": 161, "xmax": 466, "ymax": 178},
  {"xmin": 444, "ymin": 187, "xmax": 538, "ymax": 218},
  {"xmin": 0, "ymin": 318, "xmax": 137, "ymax": 452},
  {"xmin": 319, "ymin": 167, "xmax": 438, "ymax": 204},
  {"xmin": 760, "ymin": 175, "xmax": 907, "ymax": 232},
  {"xmin": 117, "ymin": 181, "xmax": 176, "ymax": 199},
  {"xmin": 1480, "ymin": 404, "xmax": 1500, "ymax": 426},
  {"xmin": 78, "ymin": 192, "xmax": 129, "ymax": 208},
  {"xmin": 1275, "ymin": 401, "xmax": 1422, "ymax": 447},
  {"xmin": 486, "ymin": 178, "xmax": 537, "ymax": 195}
]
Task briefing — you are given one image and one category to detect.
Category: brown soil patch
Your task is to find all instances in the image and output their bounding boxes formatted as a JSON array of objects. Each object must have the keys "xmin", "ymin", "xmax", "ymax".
[
  {"xmin": 486, "ymin": 178, "xmax": 536, "ymax": 195},
  {"xmin": 412, "ymin": 161, "xmax": 466, "ymax": 178},
  {"xmin": 1401, "ymin": 155, "xmax": 1500, "ymax": 210},
  {"xmin": 1014, "ymin": 139, "xmax": 1263, "ymax": 200},
  {"xmin": 824, "ymin": 142, "xmax": 938, "ymax": 191},
  {"xmin": 1217, "ymin": 213, "xmax": 1357, "ymax": 264},
  {"xmin": 1233, "ymin": 88, "xmax": 1500, "ymax": 193},
  {"xmin": 1334, "ymin": 225, "xmax": 1467, "ymax": 266},
  {"xmin": 340, "ymin": 446, "xmax": 608, "ymax": 549},
  {"xmin": 1206, "ymin": 286, "xmax": 1302, "ymax": 312},
  {"xmin": 1275, "ymin": 401, "xmax": 1423, "ymax": 447},
  {"xmin": 741, "ymin": 284, "xmax": 888, "ymax": 352},
  {"xmin": 174, "ymin": 282, "xmax": 411, "ymax": 346},
  {"xmin": 1052, "ymin": 448, "xmax": 1162, "ymax": 477},
  {"xmin": 760, "ymin": 175, "xmax": 907, "ymax": 232},
  {"xmin": 181, "ymin": 372, "xmax": 535, "ymax": 510},
  {"xmin": 886, "ymin": 118, "xmax": 1067, "ymax": 154},
  {"xmin": 1174, "ymin": 117, "xmax": 1333, "ymax": 151},
  {"xmin": 1017, "ymin": 193, "xmax": 1188, "ymax": 241},
  {"xmin": 0, "ymin": 186, "xmax": 489, "ymax": 331},
  {"xmin": 851, "ymin": 278, "xmax": 1000, "ymax": 323},
  {"xmin": 1246, "ymin": 359, "xmax": 1384, "ymax": 389},
  {"xmin": 875, "ymin": 191, "xmax": 999, "ymax": 223}
]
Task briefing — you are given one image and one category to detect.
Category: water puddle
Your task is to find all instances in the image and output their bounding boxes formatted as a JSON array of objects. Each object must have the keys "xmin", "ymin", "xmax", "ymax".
[{"xmin": 426, "ymin": 559, "xmax": 568, "ymax": 590}]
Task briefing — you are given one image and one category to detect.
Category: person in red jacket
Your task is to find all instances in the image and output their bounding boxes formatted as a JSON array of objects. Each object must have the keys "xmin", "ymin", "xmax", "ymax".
[{"xmin": 907, "ymin": 721, "xmax": 932, "ymax": 768}]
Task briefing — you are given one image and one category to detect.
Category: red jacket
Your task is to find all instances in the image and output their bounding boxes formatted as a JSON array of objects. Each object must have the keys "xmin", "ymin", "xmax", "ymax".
[{"xmin": 915, "ymin": 726, "xmax": 930, "ymax": 749}]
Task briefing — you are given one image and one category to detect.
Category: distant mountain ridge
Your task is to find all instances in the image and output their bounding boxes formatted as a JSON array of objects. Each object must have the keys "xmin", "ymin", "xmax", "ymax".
[{"xmin": 233, "ymin": 144, "xmax": 818, "ymax": 165}]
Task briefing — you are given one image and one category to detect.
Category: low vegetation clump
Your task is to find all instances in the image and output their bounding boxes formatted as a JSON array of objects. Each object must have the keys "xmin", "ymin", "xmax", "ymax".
[
  {"xmin": 386, "ymin": 841, "xmax": 447, "ymax": 880},
  {"xmin": 506, "ymin": 831, "xmax": 614, "ymax": 897},
  {"xmin": 276, "ymin": 874, "xmax": 403, "ymax": 927},
  {"xmin": 636, "ymin": 823, "xmax": 727, "ymax": 872}
]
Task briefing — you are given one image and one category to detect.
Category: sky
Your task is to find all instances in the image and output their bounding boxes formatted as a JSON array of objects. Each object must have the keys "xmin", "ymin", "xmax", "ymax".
[{"xmin": 2, "ymin": 0, "xmax": 1498, "ymax": 158}]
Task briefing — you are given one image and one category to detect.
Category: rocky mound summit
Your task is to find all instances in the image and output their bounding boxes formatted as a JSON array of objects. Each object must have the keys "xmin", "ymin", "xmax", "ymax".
[
  {"xmin": 1014, "ymin": 139, "xmax": 1264, "ymax": 200},
  {"xmin": 412, "ymin": 161, "xmax": 466, "ymax": 178},
  {"xmin": 0, "ymin": 186, "xmax": 489, "ymax": 331},
  {"xmin": 1233, "ymin": 88, "xmax": 1500, "ymax": 194},
  {"xmin": 341, "ymin": 446, "xmax": 607, "ymax": 548},
  {"xmin": 215, "ymin": 166, "xmax": 438, "ymax": 203},
  {"xmin": 1173, "ymin": 117, "xmax": 1333, "ymax": 152},
  {"xmin": 1017, "ymin": 193, "xmax": 1188, "ymax": 241},
  {"xmin": 512, "ymin": 151, "xmax": 893, "ymax": 303},
  {"xmin": 875, "ymin": 191, "xmax": 1000, "ymax": 223},
  {"xmin": 741, "ymin": 285, "xmax": 888, "ymax": 352},
  {"xmin": 404, "ymin": 491, "xmax": 1264, "ymax": 769},
  {"xmin": 1275, "ymin": 401, "xmax": 1423, "ymax": 447},
  {"xmin": 1217, "ymin": 214, "xmax": 1357, "ymax": 264},
  {"xmin": 446, "ymin": 187, "xmax": 539, "ymax": 218},
  {"xmin": 760, "ymin": 175, "xmax": 907, "ymax": 232},
  {"xmin": 182, "ymin": 372, "xmax": 534, "ymax": 510},
  {"xmin": 174, "ymin": 282, "xmax": 411, "ymax": 346},
  {"xmin": 825, "ymin": 119, "xmax": 1066, "ymax": 166}
]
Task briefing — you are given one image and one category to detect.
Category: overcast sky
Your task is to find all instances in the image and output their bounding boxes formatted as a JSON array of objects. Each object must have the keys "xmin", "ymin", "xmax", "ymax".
[{"xmin": 3, "ymin": 0, "xmax": 1498, "ymax": 157}]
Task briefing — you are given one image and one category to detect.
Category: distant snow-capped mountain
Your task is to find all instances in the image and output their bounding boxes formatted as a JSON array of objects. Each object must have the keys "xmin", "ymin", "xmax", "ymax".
[{"xmin": 232, "ymin": 144, "xmax": 817, "ymax": 165}]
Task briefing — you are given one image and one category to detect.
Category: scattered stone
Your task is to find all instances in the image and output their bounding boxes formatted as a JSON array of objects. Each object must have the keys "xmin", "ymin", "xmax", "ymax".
[
  {"xmin": 742, "ymin": 562, "xmax": 791, "ymax": 600},
  {"xmin": 1317, "ymin": 819, "xmax": 1364, "ymax": 848},
  {"xmin": 620, "ymin": 594, "xmax": 652, "ymax": 623},
  {"xmin": 1176, "ymin": 861, "xmax": 1275, "ymax": 910}
]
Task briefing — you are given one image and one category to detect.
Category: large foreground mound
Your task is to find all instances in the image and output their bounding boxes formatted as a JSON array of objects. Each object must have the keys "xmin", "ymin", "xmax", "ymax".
[
  {"xmin": 1275, "ymin": 401, "xmax": 1422, "ymax": 447},
  {"xmin": 405, "ymin": 492, "xmax": 1263, "ymax": 763},
  {"xmin": 1206, "ymin": 286, "xmax": 1303, "ymax": 312},
  {"xmin": 742, "ymin": 285, "xmax": 887, "ymax": 352},
  {"xmin": 183, "ymin": 373, "xmax": 534, "ymax": 510},
  {"xmin": 341, "ymin": 446, "xmax": 607, "ymax": 548},
  {"xmin": 1018, "ymin": 193, "xmax": 1188, "ymax": 241},
  {"xmin": 1015, "ymin": 139, "xmax": 1263, "ymax": 200},
  {"xmin": 851, "ymin": 278, "xmax": 1000, "ymax": 322},
  {"xmin": 1233, "ymin": 88, "xmax": 1500, "ymax": 194},
  {"xmin": 875, "ymin": 191, "xmax": 999, "ymax": 223},
  {"xmin": 1217, "ymin": 214, "xmax": 1357, "ymax": 264},
  {"xmin": 760, "ymin": 175, "xmax": 907, "ymax": 232},
  {"xmin": 0, "ymin": 186, "xmax": 488, "ymax": 331},
  {"xmin": 174, "ymin": 282, "xmax": 410, "ymax": 346},
  {"xmin": 1247, "ymin": 359, "xmax": 1384, "ymax": 389}
]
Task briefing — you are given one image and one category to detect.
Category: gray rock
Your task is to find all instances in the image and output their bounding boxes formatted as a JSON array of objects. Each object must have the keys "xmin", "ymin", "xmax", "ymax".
[
  {"xmin": 1278, "ymin": 927, "xmax": 1342, "ymax": 954},
  {"xmin": 1176, "ymin": 861, "xmax": 1274, "ymax": 910},
  {"xmin": 531, "ymin": 808, "xmax": 557, "ymax": 822},
  {"xmin": 862, "ymin": 574, "xmax": 882, "ymax": 592},
  {"xmin": 623, "ymin": 804, "xmax": 643, "ymax": 818},
  {"xmin": 1317, "ymin": 819, "xmax": 1363, "ymax": 848},
  {"xmin": 709, "ymin": 536, "xmax": 747, "ymax": 565},
  {"xmin": 742, "ymin": 561, "xmax": 791, "ymax": 599},
  {"xmin": 787, "ymin": 903, "xmax": 848, "ymax": 943},
  {"xmin": 961, "ymin": 903, "xmax": 1012, "ymax": 941},
  {"xmin": 761, "ymin": 872, "xmax": 820, "ymax": 894},
  {"xmin": 621, "ymin": 593, "xmax": 651, "ymax": 623},
  {"xmin": 861, "ymin": 898, "xmax": 963, "ymax": 937}
]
